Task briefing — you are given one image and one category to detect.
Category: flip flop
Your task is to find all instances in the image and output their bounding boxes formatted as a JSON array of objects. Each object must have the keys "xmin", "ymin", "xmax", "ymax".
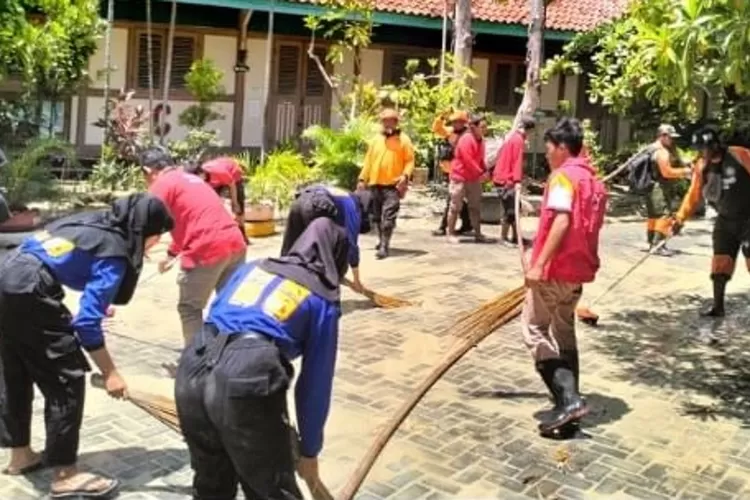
[
  {"xmin": 50, "ymin": 476, "xmax": 120, "ymax": 499},
  {"xmin": 2, "ymin": 460, "xmax": 44, "ymax": 476}
]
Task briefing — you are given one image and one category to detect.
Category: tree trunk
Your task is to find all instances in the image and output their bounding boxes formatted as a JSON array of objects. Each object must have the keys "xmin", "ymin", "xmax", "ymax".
[
  {"xmin": 512, "ymin": 0, "xmax": 546, "ymax": 129},
  {"xmin": 453, "ymin": 0, "xmax": 472, "ymax": 73}
]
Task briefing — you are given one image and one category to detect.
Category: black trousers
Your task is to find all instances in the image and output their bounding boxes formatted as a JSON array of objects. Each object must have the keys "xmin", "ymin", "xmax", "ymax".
[
  {"xmin": 497, "ymin": 184, "xmax": 517, "ymax": 225},
  {"xmin": 174, "ymin": 326, "xmax": 302, "ymax": 500},
  {"xmin": 371, "ymin": 185, "xmax": 400, "ymax": 232},
  {"xmin": 280, "ymin": 188, "xmax": 338, "ymax": 257},
  {"xmin": 711, "ymin": 215, "xmax": 750, "ymax": 278},
  {"xmin": 0, "ymin": 252, "xmax": 89, "ymax": 466},
  {"xmin": 438, "ymin": 193, "xmax": 472, "ymax": 231}
]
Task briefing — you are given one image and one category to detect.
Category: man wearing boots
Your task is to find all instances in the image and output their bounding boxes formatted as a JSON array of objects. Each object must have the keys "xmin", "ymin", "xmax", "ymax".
[
  {"xmin": 358, "ymin": 109, "xmax": 415, "ymax": 259},
  {"xmin": 522, "ymin": 118, "xmax": 607, "ymax": 438},
  {"xmin": 431, "ymin": 110, "xmax": 473, "ymax": 236},
  {"xmin": 493, "ymin": 116, "xmax": 536, "ymax": 246},
  {"xmin": 674, "ymin": 128, "xmax": 750, "ymax": 318},
  {"xmin": 646, "ymin": 124, "xmax": 692, "ymax": 256}
]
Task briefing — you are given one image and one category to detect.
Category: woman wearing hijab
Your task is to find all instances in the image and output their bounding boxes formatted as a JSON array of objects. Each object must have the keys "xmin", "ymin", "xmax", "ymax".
[
  {"xmin": 0, "ymin": 193, "xmax": 174, "ymax": 499},
  {"xmin": 175, "ymin": 217, "xmax": 349, "ymax": 500},
  {"xmin": 280, "ymin": 184, "xmax": 371, "ymax": 293}
]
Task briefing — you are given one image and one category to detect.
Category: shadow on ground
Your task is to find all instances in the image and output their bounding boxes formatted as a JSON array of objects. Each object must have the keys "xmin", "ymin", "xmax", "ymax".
[
  {"xmin": 341, "ymin": 298, "xmax": 377, "ymax": 314},
  {"xmin": 18, "ymin": 447, "xmax": 189, "ymax": 497},
  {"xmin": 591, "ymin": 291, "xmax": 750, "ymax": 425}
]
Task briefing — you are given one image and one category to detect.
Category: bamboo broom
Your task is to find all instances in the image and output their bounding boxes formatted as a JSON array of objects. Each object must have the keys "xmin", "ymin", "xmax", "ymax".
[
  {"xmin": 336, "ymin": 286, "xmax": 526, "ymax": 500},
  {"xmin": 89, "ymin": 374, "xmax": 335, "ymax": 500},
  {"xmin": 342, "ymin": 278, "xmax": 418, "ymax": 309}
]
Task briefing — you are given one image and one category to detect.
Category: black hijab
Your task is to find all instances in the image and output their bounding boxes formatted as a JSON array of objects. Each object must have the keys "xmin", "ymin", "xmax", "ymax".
[
  {"xmin": 351, "ymin": 189, "xmax": 372, "ymax": 234},
  {"xmin": 45, "ymin": 193, "xmax": 174, "ymax": 304},
  {"xmin": 259, "ymin": 217, "xmax": 349, "ymax": 302}
]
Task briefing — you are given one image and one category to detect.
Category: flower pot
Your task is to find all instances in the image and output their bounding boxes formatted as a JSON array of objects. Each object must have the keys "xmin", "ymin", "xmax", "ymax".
[
  {"xmin": 412, "ymin": 167, "xmax": 429, "ymax": 186},
  {"xmin": 480, "ymin": 191, "xmax": 503, "ymax": 224},
  {"xmin": 244, "ymin": 203, "xmax": 274, "ymax": 222},
  {"xmin": 245, "ymin": 220, "xmax": 276, "ymax": 238}
]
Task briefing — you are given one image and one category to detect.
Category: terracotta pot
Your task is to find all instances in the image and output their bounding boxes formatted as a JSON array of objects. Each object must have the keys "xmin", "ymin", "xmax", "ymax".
[{"xmin": 244, "ymin": 203, "xmax": 274, "ymax": 222}]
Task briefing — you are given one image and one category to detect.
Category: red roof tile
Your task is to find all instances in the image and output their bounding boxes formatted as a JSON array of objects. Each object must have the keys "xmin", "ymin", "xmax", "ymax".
[{"xmin": 300, "ymin": 0, "xmax": 628, "ymax": 32}]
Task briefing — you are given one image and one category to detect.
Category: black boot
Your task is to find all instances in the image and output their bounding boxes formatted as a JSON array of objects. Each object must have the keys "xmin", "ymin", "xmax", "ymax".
[
  {"xmin": 377, "ymin": 227, "xmax": 392, "ymax": 259},
  {"xmin": 538, "ymin": 359, "xmax": 589, "ymax": 435},
  {"xmin": 560, "ymin": 349, "xmax": 580, "ymax": 393},
  {"xmin": 374, "ymin": 223, "xmax": 382, "ymax": 250},
  {"xmin": 701, "ymin": 275, "xmax": 728, "ymax": 317},
  {"xmin": 535, "ymin": 360, "xmax": 561, "ymax": 410}
]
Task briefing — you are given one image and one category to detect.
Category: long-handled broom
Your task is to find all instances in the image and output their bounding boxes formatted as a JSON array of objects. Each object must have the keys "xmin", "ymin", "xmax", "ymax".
[
  {"xmin": 90, "ymin": 374, "xmax": 334, "ymax": 500},
  {"xmin": 342, "ymin": 278, "xmax": 418, "ymax": 309}
]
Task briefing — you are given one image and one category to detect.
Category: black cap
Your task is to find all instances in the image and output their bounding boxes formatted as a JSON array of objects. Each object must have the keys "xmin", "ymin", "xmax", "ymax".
[
  {"xmin": 691, "ymin": 128, "xmax": 721, "ymax": 149},
  {"xmin": 139, "ymin": 146, "xmax": 174, "ymax": 170}
]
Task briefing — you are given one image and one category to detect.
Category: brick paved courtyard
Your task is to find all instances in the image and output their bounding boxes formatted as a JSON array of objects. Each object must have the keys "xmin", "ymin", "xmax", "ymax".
[{"xmin": 2, "ymin": 191, "xmax": 750, "ymax": 499}]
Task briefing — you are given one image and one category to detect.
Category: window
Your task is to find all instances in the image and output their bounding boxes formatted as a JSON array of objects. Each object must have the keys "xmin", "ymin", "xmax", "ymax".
[
  {"xmin": 489, "ymin": 62, "xmax": 525, "ymax": 113},
  {"xmin": 134, "ymin": 29, "xmax": 200, "ymax": 91},
  {"xmin": 385, "ymin": 51, "xmax": 438, "ymax": 86}
]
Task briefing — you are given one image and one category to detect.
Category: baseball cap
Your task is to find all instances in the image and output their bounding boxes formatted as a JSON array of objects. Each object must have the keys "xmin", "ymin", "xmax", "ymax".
[
  {"xmin": 657, "ymin": 124, "xmax": 680, "ymax": 138},
  {"xmin": 379, "ymin": 108, "xmax": 400, "ymax": 121},
  {"xmin": 448, "ymin": 110, "xmax": 469, "ymax": 123},
  {"xmin": 139, "ymin": 146, "xmax": 174, "ymax": 170}
]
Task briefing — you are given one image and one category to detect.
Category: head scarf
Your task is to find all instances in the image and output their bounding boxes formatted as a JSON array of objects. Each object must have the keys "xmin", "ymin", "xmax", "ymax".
[
  {"xmin": 259, "ymin": 217, "xmax": 349, "ymax": 302},
  {"xmin": 351, "ymin": 189, "xmax": 372, "ymax": 234},
  {"xmin": 45, "ymin": 193, "xmax": 174, "ymax": 304}
]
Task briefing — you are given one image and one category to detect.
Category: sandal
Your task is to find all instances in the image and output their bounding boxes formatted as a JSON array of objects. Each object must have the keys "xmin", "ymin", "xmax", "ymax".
[
  {"xmin": 50, "ymin": 475, "xmax": 119, "ymax": 499},
  {"xmin": 2, "ymin": 459, "xmax": 44, "ymax": 476}
]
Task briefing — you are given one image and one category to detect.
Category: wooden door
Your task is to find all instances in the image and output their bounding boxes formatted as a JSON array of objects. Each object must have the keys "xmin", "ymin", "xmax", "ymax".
[{"xmin": 269, "ymin": 42, "xmax": 330, "ymax": 147}]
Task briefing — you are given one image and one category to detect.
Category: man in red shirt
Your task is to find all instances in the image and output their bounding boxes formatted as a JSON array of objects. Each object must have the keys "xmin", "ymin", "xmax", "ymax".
[
  {"xmin": 446, "ymin": 115, "xmax": 489, "ymax": 244},
  {"xmin": 493, "ymin": 117, "xmax": 536, "ymax": 246},
  {"xmin": 185, "ymin": 157, "xmax": 249, "ymax": 245},
  {"xmin": 140, "ymin": 147, "xmax": 247, "ymax": 346},
  {"xmin": 522, "ymin": 118, "xmax": 607, "ymax": 439}
]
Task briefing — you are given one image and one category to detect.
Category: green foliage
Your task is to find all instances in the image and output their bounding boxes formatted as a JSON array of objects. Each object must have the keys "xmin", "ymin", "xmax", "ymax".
[
  {"xmin": 247, "ymin": 149, "xmax": 321, "ymax": 209},
  {"xmin": 168, "ymin": 129, "xmax": 223, "ymax": 164},
  {"xmin": 92, "ymin": 90, "xmax": 150, "ymax": 163},
  {"xmin": 0, "ymin": 138, "xmax": 70, "ymax": 206},
  {"xmin": 232, "ymin": 150, "xmax": 260, "ymax": 177},
  {"xmin": 545, "ymin": 0, "xmax": 750, "ymax": 136},
  {"xmin": 89, "ymin": 144, "xmax": 144, "ymax": 192},
  {"xmin": 581, "ymin": 119, "xmax": 605, "ymax": 176},
  {"xmin": 304, "ymin": 0, "xmax": 374, "ymax": 66},
  {"xmin": 484, "ymin": 113, "xmax": 513, "ymax": 137},
  {"xmin": 302, "ymin": 117, "xmax": 379, "ymax": 189},
  {"xmin": 179, "ymin": 59, "xmax": 225, "ymax": 129}
]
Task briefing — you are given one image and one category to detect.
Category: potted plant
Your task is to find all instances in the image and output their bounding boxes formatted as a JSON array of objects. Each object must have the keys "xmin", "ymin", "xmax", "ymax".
[
  {"xmin": 480, "ymin": 180, "xmax": 503, "ymax": 224},
  {"xmin": 245, "ymin": 149, "xmax": 321, "ymax": 237}
]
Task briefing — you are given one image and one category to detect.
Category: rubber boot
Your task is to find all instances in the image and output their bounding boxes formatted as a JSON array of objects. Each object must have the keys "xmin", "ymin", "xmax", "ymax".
[
  {"xmin": 538, "ymin": 360, "xmax": 589, "ymax": 435},
  {"xmin": 377, "ymin": 227, "xmax": 392, "ymax": 259},
  {"xmin": 560, "ymin": 349, "xmax": 580, "ymax": 393},
  {"xmin": 374, "ymin": 223, "xmax": 382, "ymax": 250},
  {"xmin": 701, "ymin": 274, "xmax": 728, "ymax": 317},
  {"xmin": 535, "ymin": 360, "xmax": 561, "ymax": 410}
]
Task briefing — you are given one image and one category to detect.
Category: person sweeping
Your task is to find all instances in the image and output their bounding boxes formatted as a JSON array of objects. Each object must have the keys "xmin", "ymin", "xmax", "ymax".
[
  {"xmin": 175, "ymin": 217, "xmax": 349, "ymax": 500},
  {"xmin": 185, "ymin": 157, "xmax": 249, "ymax": 245},
  {"xmin": 358, "ymin": 108, "xmax": 415, "ymax": 259},
  {"xmin": 0, "ymin": 193, "xmax": 173, "ymax": 498},
  {"xmin": 673, "ymin": 128, "xmax": 750, "ymax": 318},
  {"xmin": 280, "ymin": 184, "xmax": 371, "ymax": 293},
  {"xmin": 521, "ymin": 118, "xmax": 607, "ymax": 438}
]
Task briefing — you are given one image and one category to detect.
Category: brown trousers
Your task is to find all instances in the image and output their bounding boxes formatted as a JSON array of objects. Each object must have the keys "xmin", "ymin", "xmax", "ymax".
[{"xmin": 521, "ymin": 281, "xmax": 583, "ymax": 361}]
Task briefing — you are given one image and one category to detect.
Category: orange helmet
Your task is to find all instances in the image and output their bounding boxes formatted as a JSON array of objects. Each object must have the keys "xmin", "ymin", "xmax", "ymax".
[{"xmin": 379, "ymin": 108, "xmax": 400, "ymax": 121}]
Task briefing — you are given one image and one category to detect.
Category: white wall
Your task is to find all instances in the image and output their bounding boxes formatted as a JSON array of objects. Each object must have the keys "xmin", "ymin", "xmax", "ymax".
[
  {"xmin": 360, "ymin": 49, "xmax": 383, "ymax": 86},
  {"xmin": 241, "ymin": 37, "xmax": 268, "ymax": 148},
  {"xmin": 89, "ymin": 27, "xmax": 129, "ymax": 90},
  {"xmin": 204, "ymin": 35, "xmax": 237, "ymax": 94}
]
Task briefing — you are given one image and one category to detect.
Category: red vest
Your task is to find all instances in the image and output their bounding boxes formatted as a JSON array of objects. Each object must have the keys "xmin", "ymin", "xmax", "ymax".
[{"xmin": 531, "ymin": 158, "xmax": 607, "ymax": 284}]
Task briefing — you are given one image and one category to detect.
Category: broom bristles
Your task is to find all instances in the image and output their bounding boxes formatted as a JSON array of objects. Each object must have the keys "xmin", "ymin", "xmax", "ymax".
[{"xmin": 342, "ymin": 279, "xmax": 418, "ymax": 309}]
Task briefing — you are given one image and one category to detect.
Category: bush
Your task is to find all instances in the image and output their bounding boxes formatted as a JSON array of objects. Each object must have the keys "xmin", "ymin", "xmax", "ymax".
[
  {"xmin": 0, "ymin": 138, "xmax": 70, "ymax": 207},
  {"xmin": 302, "ymin": 117, "xmax": 378, "ymax": 190},
  {"xmin": 247, "ymin": 149, "xmax": 321, "ymax": 209}
]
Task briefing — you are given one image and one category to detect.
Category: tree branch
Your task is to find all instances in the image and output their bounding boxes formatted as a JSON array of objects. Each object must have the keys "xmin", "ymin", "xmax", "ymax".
[{"xmin": 307, "ymin": 28, "xmax": 344, "ymax": 104}]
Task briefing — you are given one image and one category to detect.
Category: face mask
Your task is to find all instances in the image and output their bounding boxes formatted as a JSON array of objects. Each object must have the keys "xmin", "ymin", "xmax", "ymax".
[{"xmin": 383, "ymin": 128, "xmax": 400, "ymax": 137}]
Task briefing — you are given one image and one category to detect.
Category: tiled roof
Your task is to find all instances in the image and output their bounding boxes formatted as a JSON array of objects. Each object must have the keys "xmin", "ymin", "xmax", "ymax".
[{"xmin": 299, "ymin": 0, "xmax": 629, "ymax": 32}]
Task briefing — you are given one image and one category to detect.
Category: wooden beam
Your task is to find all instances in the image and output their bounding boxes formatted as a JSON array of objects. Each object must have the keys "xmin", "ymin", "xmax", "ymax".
[{"xmin": 232, "ymin": 10, "xmax": 252, "ymax": 148}]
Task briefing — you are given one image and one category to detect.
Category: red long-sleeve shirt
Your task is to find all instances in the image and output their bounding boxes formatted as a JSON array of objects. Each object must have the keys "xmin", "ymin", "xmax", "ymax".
[
  {"xmin": 149, "ymin": 169, "xmax": 246, "ymax": 269},
  {"xmin": 450, "ymin": 133, "xmax": 486, "ymax": 182},
  {"xmin": 492, "ymin": 130, "xmax": 525, "ymax": 186},
  {"xmin": 202, "ymin": 157, "xmax": 244, "ymax": 189}
]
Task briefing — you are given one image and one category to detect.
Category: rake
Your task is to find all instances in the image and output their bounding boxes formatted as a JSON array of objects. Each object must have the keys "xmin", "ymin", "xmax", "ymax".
[
  {"xmin": 89, "ymin": 374, "xmax": 334, "ymax": 500},
  {"xmin": 342, "ymin": 278, "xmax": 418, "ymax": 309}
]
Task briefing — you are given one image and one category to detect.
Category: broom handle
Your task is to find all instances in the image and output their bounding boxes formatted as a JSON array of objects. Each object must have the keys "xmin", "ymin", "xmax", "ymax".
[{"xmin": 336, "ymin": 299, "xmax": 524, "ymax": 500}]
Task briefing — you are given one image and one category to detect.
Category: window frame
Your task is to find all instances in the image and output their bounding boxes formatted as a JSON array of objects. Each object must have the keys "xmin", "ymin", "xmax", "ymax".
[
  {"xmin": 486, "ymin": 58, "xmax": 526, "ymax": 114},
  {"xmin": 127, "ymin": 27, "xmax": 204, "ymax": 99},
  {"xmin": 382, "ymin": 49, "xmax": 440, "ymax": 87}
]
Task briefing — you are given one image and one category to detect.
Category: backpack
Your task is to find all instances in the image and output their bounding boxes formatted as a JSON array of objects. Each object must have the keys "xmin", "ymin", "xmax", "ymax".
[
  {"xmin": 625, "ymin": 144, "xmax": 659, "ymax": 194},
  {"xmin": 436, "ymin": 138, "xmax": 456, "ymax": 162}
]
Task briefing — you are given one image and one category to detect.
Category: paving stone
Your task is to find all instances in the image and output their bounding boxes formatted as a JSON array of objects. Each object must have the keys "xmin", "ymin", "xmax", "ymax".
[{"xmin": 389, "ymin": 483, "xmax": 431, "ymax": 499}]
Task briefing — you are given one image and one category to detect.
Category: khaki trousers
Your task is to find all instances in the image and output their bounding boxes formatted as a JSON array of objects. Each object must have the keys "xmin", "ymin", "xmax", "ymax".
[
  {"xmin": 177, "ymin": 251, "xmax": 246, "ymax": 345},
  {"xmin": 521, "ymin": 281, "xmax": 583, "ymax": 361}
]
